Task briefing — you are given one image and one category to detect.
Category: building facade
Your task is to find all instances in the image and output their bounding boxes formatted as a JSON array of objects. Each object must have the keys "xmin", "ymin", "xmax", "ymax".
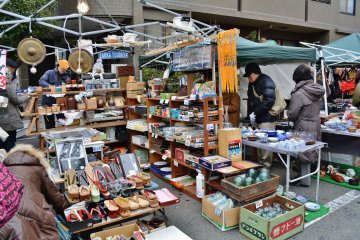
[{"xmin": 60, "ymin": 0, "xmax": 360, "ymax": 46}]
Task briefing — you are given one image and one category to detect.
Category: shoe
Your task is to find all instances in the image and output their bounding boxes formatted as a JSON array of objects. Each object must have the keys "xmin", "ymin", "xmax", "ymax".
[
  {"xmin": 67, "ymin": 209, "xmax": 82, "ymax": 222},
  {"xmin": 141, "ymin": 190, "xmax": 159, "ymax": 208},
  {"xmin": 103, "ymin": 164, "xmax": 117, "ymax": 182},
  {"xmin": 104, "ymin": 200, "xmax": 120, "ymax": 218},
  {"xmin": 78, "ymin": 208, "xmax": 91, "ymax": 220},
  {"xmin": 133, "ymin": 195, "xmax": 149, "ymax": 208},
  {"xmin": 79, "ymin": 186, "xmax": 91, "ymax": 201},
  {"xmin": 90, "ymin": 206, "xmax": 104, "ymax": 221},
  {"xmin": 127, "ymin": 197, "xmax": 140, "ymax": 210},
  {"xmin": 114, "ymin": 197, "xmax": 131, "ymax": 217},
  {"xmin": 290, "ymin": 180, "xmax": 310, "ymax": 187},
  {"xmin": 138, "ymin": 172, "xmax": 151, "ymax": 187},
  {"xmin": 128, "ymin": 175, "xmax": 144, "ymax": 190},
  {"xmin": 68, "ymin": 185, "xmax": 80, "ymax": 200},
  {"xmin": 90, "ymin": 184, "xmax": 100, "ymax": 202}
]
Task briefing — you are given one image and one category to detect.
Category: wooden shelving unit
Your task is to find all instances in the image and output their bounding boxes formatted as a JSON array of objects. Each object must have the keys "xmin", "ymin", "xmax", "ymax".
[
  {"xmin": 169, "ymin": 96, "xmax": 223, "ymax": 201},
  {"xmin": 22, "ymin": 88, "xmax": 128, "ymax": 149}
]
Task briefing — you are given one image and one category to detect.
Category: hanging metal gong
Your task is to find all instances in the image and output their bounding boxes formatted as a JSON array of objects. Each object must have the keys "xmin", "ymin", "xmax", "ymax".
[
  {"xmin": 17, "ymin": 37, "xmax": 46, "ymax": 65},
  {"xmin": 68, "ymin": 49, "xmax": 93, "ymax": 74}
]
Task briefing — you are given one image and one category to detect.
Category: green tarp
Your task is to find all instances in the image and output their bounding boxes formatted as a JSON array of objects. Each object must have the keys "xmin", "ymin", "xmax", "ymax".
[
  {"xmin": 321, "ymin": 33, "xmax": 360, "ymax": 65},
  {"xmin": 235, "ymin": 36, "xmax": 316, "ymax": 66}
]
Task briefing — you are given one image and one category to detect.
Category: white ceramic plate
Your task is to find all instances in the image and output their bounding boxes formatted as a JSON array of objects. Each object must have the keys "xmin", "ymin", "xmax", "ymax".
[
  {"xmin": 255, "ymin": 133, "xmax": 266, "ymax": 138},
  {"xmin": 160, "ymin": 167, "xmax": 171, "ymax": 172},
  {"xmin": 268, "ymin": 137, "xmax": 279, "ymax": 142},
  {"xmin": 305, "ymin": 202, "xmax": 321, "ymax": 212},
  {"xmin": 153, "ymin": 161, "xmax": 167, "ymax": 166}
]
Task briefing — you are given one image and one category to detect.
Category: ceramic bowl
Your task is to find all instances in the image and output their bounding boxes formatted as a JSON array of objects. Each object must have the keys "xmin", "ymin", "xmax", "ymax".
[
  {"xmin": 255, "ymin": 132, "xmax": 267, "ymax": 138},
  {"xmin": 305, "ymin": 202, "xmax": 321, "ymax": 212},
  {"xmin": 247, "ymin": 135, "xmax": 258, "ymax": 141},
  {"xmin": 268, "ymin": 137, "xmax": 279, "ymax": 142},
  {"xmin": 295, "ymin": 195, "xmax": 308, "ymax": 204},
  {"xmin": 348, "ymin": 127, "xmax": 357, "ymax": 133},
  {"xmin": 285, "ymin": 191, "xmax": 296, "ymax": 200}
]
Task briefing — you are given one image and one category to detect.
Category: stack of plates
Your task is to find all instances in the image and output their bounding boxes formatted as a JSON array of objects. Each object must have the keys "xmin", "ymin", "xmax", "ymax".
[
  {"xmin": 159, "ymin": 167, "xmax": 171, "ymax": 174},
  {"xmin": 151, "ymin": 161, "xmax": 168, "ymax": 169}
]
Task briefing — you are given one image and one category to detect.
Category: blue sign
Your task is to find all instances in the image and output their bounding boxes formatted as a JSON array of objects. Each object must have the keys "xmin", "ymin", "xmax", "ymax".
[{"xmin": 99, "ymin": 51, "xmax": 129, "ymax": 59}]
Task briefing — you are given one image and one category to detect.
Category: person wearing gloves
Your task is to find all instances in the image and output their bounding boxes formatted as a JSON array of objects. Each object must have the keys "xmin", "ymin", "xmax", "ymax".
[
  {"xmin": 0, "ymin": 68, "xmax": 29, "ymax": 151},
  {"xmin": 288, "ymin": 64, "xmax": 325, "ymax": 186},
  {"xmin": 39, "ymin": 59, "xmax": 71, "ymax": 129},
  {"xmin": 245, "ymin": 62, "xmax": 278, "ymax": 167}
]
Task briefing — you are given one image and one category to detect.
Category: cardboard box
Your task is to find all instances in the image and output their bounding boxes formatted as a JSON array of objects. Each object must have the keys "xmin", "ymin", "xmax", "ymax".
[
  {"xmin": 202, "ymin": 194, "xmax": 240, "ymax": 231},
  {"xmin": 126, "ymin": 82, "xmax": 145, "ymax": 91},
  {"xmin": 90, "ymin": 223, "xmax": 141, "ymax": 240},
  {"xmin": 119, "ymin": 77, "xmax": 128, "ymax": 89},
  {"xmin": 199, "ymin": 155, "xmax": 232, "ymax": 170},
  {"xmin": 240, "ymin": 195, "xmax": 305, "ymax": 240},
  {"xmin": 219, "ymin": 128, "xmax": 242, "ymax": 162}
]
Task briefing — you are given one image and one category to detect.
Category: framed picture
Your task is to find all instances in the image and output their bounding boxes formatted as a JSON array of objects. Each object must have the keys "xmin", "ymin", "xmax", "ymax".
[
  {"xmin": 55, "ymin": 138, "xmax": 88, "ymax": 174},
  {"xmin": 118, "ymin": 153, "xmax": 141, "ymax": 177}
]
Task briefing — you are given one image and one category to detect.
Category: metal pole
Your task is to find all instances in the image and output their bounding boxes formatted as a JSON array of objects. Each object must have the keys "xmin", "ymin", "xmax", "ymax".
[
  {"xmin": 36, "ymin": 14, "xmax": 81, "ymax": 21},
  {"xmin": 140, "ymin": 68, "xmax": 143, "ymax": 82},
  {"xmin": 0, "ymin": 0, "xmax": 10, "ymax": 9},
  {"xmin": 0, "ymin": 19, "xmax": 29, "ymax": 25},
  {"xmin": 82, "ymin": 16, "xmax": 118, "ymax": 28},
  {"xmin": 37, "ymin": 21, "xmax": 80, "ymax": 36},
  {"xmin": 318, "ymin": 47, "xmax": 329, "ymax": 116},
  {"xmin": 139, "ymin": 0, "xmax": 182, "ymax": 16},
  {"xmin": 125, "ymin": 29, "xmax": 165, "ymax": 45}
]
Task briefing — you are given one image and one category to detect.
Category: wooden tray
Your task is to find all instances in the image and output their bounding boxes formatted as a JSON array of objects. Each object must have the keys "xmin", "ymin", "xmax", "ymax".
[{"xmin": 221, "ymin": 174, "xmax": 280, "ymax": 201}]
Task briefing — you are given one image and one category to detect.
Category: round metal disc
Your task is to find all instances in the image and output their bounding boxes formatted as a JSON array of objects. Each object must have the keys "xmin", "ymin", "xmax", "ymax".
[
  {"xmin": 68, "ymin": 49, "xmax": 93, "ymax": 74},
  {"xmin": 17, "ymin": 37, "xmax": 46, "ymax": 65}
]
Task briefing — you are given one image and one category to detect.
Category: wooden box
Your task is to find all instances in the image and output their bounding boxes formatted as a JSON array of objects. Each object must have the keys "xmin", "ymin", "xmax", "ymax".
[{"xmin": 221, "ymin": 174, "xmax": 280, "ymax": 201}]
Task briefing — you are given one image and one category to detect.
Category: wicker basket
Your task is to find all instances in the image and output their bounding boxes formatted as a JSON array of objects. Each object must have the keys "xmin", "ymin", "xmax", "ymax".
[{"xmin": 221, "ymin": 174, "xmax": 280, "ymax": 201}]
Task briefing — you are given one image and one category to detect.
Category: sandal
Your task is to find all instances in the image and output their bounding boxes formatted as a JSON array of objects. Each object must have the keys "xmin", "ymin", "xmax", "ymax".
[
  {"xmin": 90, "ymin": 184, "xmax": 100, "ymax": 203},
  {"xmin": 109, "ymin": 162, "xmax": 124, "ymax": 179},
  {"xmin": 141, "ymin": 190, "xmax": 159, "ymax": 208},
  {"xmin": 103, "ymin": 164, "xmax": 117, "ymax": 183},
  {"xmin": 90, "ymin": 206, "xmax": 104, "ymax": 221},
  {"xmin": 85, "ymin": 165, "xmax": 95, "ymax": 185},
  {"xmin": 128, "ymin": 175, "xmax": 144, "ymax": 190},
  {"xmin": 79, "ymin": 186, "xmax": 91, "ymax": 201},
  {"xmin": 104, "ymin": 200, "xmax": 120, "ymax": 218},
  {"xmin": 127, "ymin": 197, "xmax": 140, "ymax": 210},
  {"xmin": 138, "ymin": 172, "xmax": 151, "ymax": 187},
  {"xmin": 68, "ymin": 185, "xmax": 80, "ymax": 200},
  {"xmin": 77, "ymin": 169, "xmax": 89, "ymax": 186},
  {"xmin": 114, "ymin": 197, "xmax": 131, "ymax": 217},
  {"xmin": 67, "ymin": 209, "xmax": 82, "ymax": 222},
  {"xmin": 78, "ymin": 208, "xmax": 91, "ymax": 220},
  {"xmin": 133, "ymin": 195, "xmax": 149, "ymax": 208}
]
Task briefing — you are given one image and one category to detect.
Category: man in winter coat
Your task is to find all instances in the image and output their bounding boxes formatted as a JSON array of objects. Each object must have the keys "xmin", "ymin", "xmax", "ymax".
[
  {"xmin": 0, "ymin": 68, "xmax": 29, "ymax": 151},
  {"xmin": 288, "ymin": 64, "xmax": 325, "ymax": 186},
  {"xmin": 0, "ymin": 144, "xmax": 69, "ymax": 240},
  {"xmin": 245, "ymin": 62, "xmax": 278, "ymax": 167},
  {"xmin": 39, "ymin": 60, "xmax": 70, "ymax": 129}
]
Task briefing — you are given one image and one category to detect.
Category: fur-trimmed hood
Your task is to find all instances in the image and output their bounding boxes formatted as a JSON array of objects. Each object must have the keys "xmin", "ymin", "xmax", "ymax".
[{"xmin": 3, "ymin": 144, "xmax": 50, "ymax": 170}]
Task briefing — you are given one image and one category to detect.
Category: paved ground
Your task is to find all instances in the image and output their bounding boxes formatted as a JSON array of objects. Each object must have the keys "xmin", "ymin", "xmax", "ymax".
[{"xmin": 17, "ymin": 137, "xmax": 360, "ymax": 240}]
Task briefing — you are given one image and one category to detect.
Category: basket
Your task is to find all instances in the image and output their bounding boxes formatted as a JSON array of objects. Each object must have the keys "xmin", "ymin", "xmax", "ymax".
[{"xmin": 221, "ymin": 174, "xmax": 280, "ymax": 201}]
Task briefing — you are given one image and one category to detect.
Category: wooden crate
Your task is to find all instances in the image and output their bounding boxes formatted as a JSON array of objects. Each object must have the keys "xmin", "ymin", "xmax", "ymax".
[{"xmin": 221, "ymin": 174, "xmax": 280, "ymax": 201}]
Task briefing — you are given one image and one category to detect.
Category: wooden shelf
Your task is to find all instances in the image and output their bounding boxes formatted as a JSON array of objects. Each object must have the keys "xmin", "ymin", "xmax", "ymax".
[
  {"xmin": 21, "ymin": 105, "xmax": 128, "ymax": 117},
  {"xmin": 150, "ymin": 170, "xmax": 170, "ymax": 184},
  {"xmin": 173, "ymin": 159, "xmax": 204, "ymax": 172},
  {"xmin": 21, "ymin": 88, "xmax": 126, "ymax": 96},
  {"xmin": 183, "ymin": 185, "xmax": 201, "ymax": 202},
  {"xmin": 27, "ymin": 120, "xmax": 127, "ymax": 136},
  {"xmin": 132, "ymin": 142, "xmax": 149, "ymax": 149},
  {"xmin": 149, "ymin": 115, "xmax": 170, "ymax": 119}
]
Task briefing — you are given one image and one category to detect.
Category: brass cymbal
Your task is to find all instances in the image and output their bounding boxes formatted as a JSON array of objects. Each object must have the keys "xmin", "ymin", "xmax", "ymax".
[
  {"xmin": 68, "ymin": 49, "xmax": 93, "ymax": 74},
  {"xmin": 17, "ymin": 37, "xmax": 46, "ymax": 65}
]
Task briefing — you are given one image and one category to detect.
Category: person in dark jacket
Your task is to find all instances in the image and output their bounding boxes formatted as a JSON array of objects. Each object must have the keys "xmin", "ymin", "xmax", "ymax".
[
  {"xmin": 39, "ymin": 60, "xmax": 70, "ymax": 129},
  {"xmin": 0, "ymin": 68, "xmax": 29, "ymax": 151},
  {"xmin": 288, "ymin": 64, "xmax": 325, "ymax": 186},
  {"xmin": 245, "ymin": 62, "xmax": 277, "ymax": 167},
  {"xmin": 223, "ymin": 92, "xmax": 240, "ymax": 127},
  {"xmin": 0, "ymin": 144, "xmax": 69, "ymax": 240}
]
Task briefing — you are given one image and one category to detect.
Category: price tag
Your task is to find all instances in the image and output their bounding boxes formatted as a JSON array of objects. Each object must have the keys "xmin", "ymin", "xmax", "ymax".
[
  {"xmin": 165, "ymin": 99, "xmax": 169, "ymax": 104},
  {"xmin": 184, "ymin": 99, "xmax": 190, "ymax": 105},
  {"xmin": 160, "ymin": 99, "xmax": 165, "ymax": 104},
  {"xmin": 174, "ymin": 160, "xmax": 178, "ymax": 167},
  {"xmin": 171, "ymin": 96, "xmax": 177, "ymax": 101},
  {"xmin": 93, "ymin": 146, "xmax": 102, "ymax": 152},
  {"xmin": 162, "ymin": 155, "xmax": 167, "ymax": 160},
  {"xmin": 255, "ymin": 200, "xmax": 263, "ymax": 209},
  {"xmin": 83, "ymin": 138, "xmax": 92, "ymax": 144},
  {"xmin": 215, "ymin": 207, "xmax": 222, "ymax": 216}
]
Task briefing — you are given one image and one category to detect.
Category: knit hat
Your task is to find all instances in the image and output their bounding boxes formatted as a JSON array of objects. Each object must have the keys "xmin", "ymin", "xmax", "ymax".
[{"xmin": 57, "ymin": 59, "xmax": 69, "ymax": 70}]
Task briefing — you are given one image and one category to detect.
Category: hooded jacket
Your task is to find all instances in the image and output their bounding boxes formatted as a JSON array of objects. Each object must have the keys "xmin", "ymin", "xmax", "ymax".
[
  {"xmin": 288, "ymin": 80, "xmax": 325, "ymax": 162},
  {"xmin": 0, "ymin": 81, "xmax": 29, "ymax": 131},
  {"xmin": 0, "ymin": 144, "xmax": 68, "ymax": 240}
]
